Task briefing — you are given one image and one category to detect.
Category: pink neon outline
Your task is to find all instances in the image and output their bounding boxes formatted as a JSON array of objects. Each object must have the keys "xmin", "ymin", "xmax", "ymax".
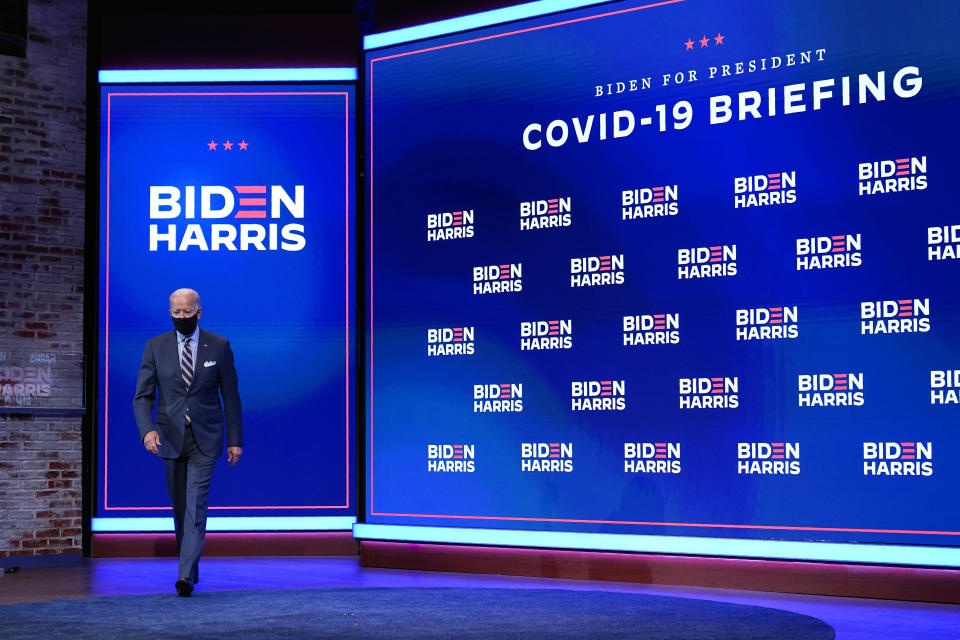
[
  {"xmin": 104, "ymin": 94, "xmax": 112, "ymax": 508},
  {"xmin": 103, "ymin": 90, "xmax": 352, "ymax": 511},
  {"xmin": 368, "ymin": 0, "xmax": 688, "ymax": 65},
  {"xmin": 367, "ymin": 512, "xmax": 960, "ymax": 536},
  {"xmin": 366, "ymin": 0, "xmax": 959, "ymax": 537}
]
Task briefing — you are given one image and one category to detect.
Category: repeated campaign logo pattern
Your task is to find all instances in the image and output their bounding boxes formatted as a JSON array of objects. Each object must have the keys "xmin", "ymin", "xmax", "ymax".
[{"xmin": 366, "ymin": 0, "xmax": 956, "ymax": 543}]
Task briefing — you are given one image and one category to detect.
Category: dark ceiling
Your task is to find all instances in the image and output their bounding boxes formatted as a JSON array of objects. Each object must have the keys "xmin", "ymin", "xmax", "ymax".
[{"xmin": 94, "ymin": 0, "xmax": 528, "ymax": 68}]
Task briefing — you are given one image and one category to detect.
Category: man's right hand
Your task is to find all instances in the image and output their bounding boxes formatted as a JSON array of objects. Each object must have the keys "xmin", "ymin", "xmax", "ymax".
[{"xmin": 143, "ymin": 430, "xmax": 161, "ymax": 455}]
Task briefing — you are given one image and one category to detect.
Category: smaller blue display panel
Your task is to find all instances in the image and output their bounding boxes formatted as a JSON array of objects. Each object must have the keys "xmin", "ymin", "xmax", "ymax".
[{"xmin": 98, "ymin": 83, "xmax": 355, "ymax": 521}]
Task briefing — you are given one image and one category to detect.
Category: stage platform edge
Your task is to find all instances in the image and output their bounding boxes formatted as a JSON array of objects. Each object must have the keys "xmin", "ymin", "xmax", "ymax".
[
  {"xmin": 360, "ymin": 541, "xmax": 960, "ymax": 604},
  {"xmin": 92, "ymin": 532, "xmax": 358, "ymax": 558}
]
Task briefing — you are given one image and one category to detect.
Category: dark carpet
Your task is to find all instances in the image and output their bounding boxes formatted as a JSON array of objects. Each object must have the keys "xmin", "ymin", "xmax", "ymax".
[{"xmin": 2, "ymin": 587, "xmax": 836, "ymax": 639}]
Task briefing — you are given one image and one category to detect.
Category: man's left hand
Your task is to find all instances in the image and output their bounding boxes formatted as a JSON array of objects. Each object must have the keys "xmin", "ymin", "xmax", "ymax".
[{"xmin": 227, "ymin": 446, "xmax": 243, "ymax": 466}]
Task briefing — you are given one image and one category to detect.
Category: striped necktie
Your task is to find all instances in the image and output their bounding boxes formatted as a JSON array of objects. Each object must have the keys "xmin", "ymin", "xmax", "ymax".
[{"xmin": 181, "ymin": 337, "xmax": 193, "ymax": 423}]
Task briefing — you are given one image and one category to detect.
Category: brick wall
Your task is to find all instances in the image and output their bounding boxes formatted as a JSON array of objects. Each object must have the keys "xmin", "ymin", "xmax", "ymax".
[{"xmin": 0, "ymin": 0, "xmax": 88, "ymax": 561}]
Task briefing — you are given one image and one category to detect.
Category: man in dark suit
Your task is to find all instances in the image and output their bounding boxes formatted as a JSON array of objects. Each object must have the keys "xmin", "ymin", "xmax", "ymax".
[{"xmin": 133, "ymin": 288, "xmax": 243, "ymax": 597}]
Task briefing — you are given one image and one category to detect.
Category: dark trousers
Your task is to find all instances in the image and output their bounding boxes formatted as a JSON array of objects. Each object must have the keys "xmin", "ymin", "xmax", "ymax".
[{"xmin": 163, "ymin": 427, "xmax": 216, "ymax": 583}]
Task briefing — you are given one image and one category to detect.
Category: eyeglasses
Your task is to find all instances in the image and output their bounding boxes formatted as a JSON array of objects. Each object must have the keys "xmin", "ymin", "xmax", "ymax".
[{"xmin": 169, "ymin": 308, "xmax": 199, "ymax": 318}]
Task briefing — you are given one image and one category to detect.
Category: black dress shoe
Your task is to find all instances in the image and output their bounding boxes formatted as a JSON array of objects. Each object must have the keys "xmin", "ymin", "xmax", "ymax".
[{"xmin": 175, "ymin": 578, "xmax": 194, "ymax": 597}]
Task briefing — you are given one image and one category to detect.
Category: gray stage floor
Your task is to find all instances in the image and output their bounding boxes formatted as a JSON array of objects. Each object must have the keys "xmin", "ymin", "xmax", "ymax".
[{"xmin": 1, "ymin": 556, "xmax": 958, "ymax": 639}]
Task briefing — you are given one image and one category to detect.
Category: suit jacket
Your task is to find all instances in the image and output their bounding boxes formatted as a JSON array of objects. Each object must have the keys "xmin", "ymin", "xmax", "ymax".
[{"xmin": 133, "ymin": 328, "xmax": 243, "ymax": 458}]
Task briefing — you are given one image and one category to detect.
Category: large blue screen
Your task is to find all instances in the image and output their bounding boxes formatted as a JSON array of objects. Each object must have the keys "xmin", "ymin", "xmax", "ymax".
[
  {"xmin": 98, "ymin": 83, "xmax": 355, "ymax": 520},
  {"xmin": 365, "ymin": 0, "xmax": 960, "ymax": 547}
]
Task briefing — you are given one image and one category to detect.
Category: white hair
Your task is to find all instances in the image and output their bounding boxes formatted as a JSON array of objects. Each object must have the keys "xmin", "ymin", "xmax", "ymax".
[{"xmin": 169, "ymin": 288, "xmax": 201, "ymax": 308}]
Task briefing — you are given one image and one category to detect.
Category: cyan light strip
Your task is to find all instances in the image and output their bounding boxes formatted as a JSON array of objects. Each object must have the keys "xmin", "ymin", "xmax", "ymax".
[
  {"xmin": 92, "ymin": 516, "xmax": 356, "ymax": 532},
  {"xmin": 98, "ymin": 68, "xmax": 358, "ymax": 84},
  {"xmin": 364, "ymin": 0, "xmax": 610, "ymax": 50},
  {"xmin": 352, "ymin": 524, "xmax": 960, "ymax": 568}
]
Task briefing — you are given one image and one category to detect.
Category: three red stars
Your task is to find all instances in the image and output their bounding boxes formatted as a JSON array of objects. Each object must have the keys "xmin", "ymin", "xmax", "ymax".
[
  {"xmin": 684, "ymin": 33, "xmax": 725, "ymax": 50},
  {"xmin": 206, "ymin": 139, "xmax": 249, "ymax": 151}
]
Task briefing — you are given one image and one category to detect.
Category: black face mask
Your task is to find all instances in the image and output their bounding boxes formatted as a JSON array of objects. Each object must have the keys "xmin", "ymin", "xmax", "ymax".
[{"xmin": 172, "ymin": 314, "xmax": 199, "ymax": 336}]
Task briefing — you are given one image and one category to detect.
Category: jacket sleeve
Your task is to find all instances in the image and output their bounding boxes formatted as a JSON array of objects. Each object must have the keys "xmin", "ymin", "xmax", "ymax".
[
  {"xmin": 219, "ymin": 340, "xmax": 243, "ymax": 447},
  {"xmin": 132, "ymin": 340, "xmax": 158, "ymax": 442}
]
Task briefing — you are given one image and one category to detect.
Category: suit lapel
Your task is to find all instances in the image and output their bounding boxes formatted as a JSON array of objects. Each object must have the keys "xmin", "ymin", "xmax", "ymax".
[
  {"xmin": 193, "ymin": 329, "xmax": 211, "ymax": 385},
  {"xmin": 168, "ymin": 330, "xmax": 191, "ymax": 392},
  {"xmin": 161, "ymin": 330, "xmax": 180, "ymax": 375}
]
